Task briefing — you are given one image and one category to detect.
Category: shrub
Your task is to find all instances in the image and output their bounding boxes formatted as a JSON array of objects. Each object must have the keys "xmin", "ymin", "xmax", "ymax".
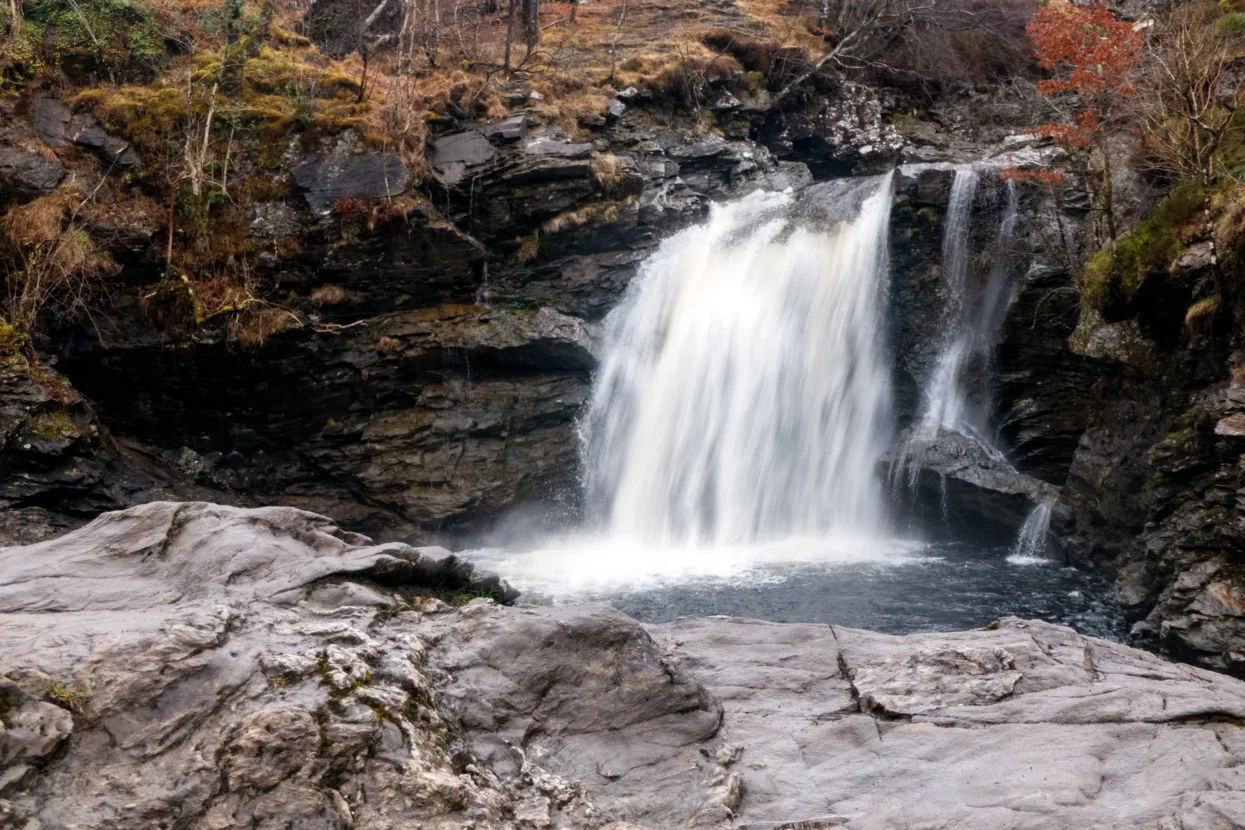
[
  {"xmin": 1080, "ymin": 183, "xmax": 1204, "ymax": 312},
  {"xmin": 0, "ymin": 188, "xmax": 117, "ymax": 356},
  {"xmin": 21, "ymin": 0, "xmax": 169, "ymax": 81}
]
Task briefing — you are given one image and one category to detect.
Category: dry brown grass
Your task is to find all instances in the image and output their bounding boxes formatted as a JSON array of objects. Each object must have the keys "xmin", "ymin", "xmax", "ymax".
[
  {"xmin": 1, "ymin": 190, "xmax": 79, "ymax": 250},
  {"xmin": 591, "ymin": 153, "xmax": 629, "ymax": 194},
  {"xmin": 542, "ymin": 198, "xmax": 632, "ymax": 233},
  {"xmin": 311, "ymin": 284, "xmax": 349, "ymax": 305},
  {"xmin": 228, "ymin": 305, "xmax": 300, "ymax": 348},
  {"xmin": 0, "ymin": 186, "xmax": 118, "ymax": 354},
  {"xmin": 516, "ymin": 233, "xmax": 541, "ymax": 262}
]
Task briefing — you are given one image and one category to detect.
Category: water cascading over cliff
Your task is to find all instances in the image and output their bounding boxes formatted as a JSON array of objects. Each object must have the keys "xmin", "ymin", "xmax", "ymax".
[
  {"xmin": 896, "ymin": 166, "xmax": 1021, "ymax": 480},
  {"xmin": 579, "ymin": 174, "xmax": 896, "ymax": 545}
]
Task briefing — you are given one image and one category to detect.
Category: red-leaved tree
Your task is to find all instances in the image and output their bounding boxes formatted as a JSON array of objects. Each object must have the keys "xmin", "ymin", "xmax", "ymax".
[{"xmin": 1027, "ymin": 0, "xmax": 1143, "ymax": 242}]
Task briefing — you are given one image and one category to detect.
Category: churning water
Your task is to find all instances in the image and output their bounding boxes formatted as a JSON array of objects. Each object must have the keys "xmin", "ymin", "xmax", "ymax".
[{"xmin": 1008, "ymin": 499, "xmax": 1056, "ymax": 566}]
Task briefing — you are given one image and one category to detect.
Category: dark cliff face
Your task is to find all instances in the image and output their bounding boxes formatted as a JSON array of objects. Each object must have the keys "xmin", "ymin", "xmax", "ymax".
[
  {"xmin": 1054, "ymin": 304, "xmax": 1245, "ymax": 676},
  {"xmin": 0, "ymin": 85, "xmax": 1101, "ymax": 546}
]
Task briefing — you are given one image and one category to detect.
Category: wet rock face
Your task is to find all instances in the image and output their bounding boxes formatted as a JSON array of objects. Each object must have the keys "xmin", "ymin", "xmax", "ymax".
[
  {"xmin": 995, "ymin": 264, "xmax": 1099, "ymax": 486},
  {"xmin": 0, "ymin": 145, "xmax": 65, "ymax": 200},
  {"xmin": 886, "ymin": 429, "xmax": 1059, "ymax": 544},
  {"xmin": 9, "ymin": 502, "xmax": 1245, "ymax": 829},
  {"xmin": 1100, "ymin": 375, "xmax": 1245, "ymax": 677},
  {"xmin": 0, "ymin": 355, "xmax": 106, "ymax": 528},
  {"xmin": 293, "ymin": 129, "xmax": 411, "ymax": 212},
  {"xmin": 0, "ymin": 354, "xmax": 234, "ymax": 545},
  {"xmin": 49, "ymin": 111, "xmax": 813, "ymax": 542},
  {"xmin": 61, "ymin": 306, "xmax": 595, "ymax": 540},
  {"xmin": 1050, "ymin": 236, "xmax": 1245, "ymax": 676},
  {"xmin": 885, "ymin": 158, "xmax": 1089, "ymax": 537}
]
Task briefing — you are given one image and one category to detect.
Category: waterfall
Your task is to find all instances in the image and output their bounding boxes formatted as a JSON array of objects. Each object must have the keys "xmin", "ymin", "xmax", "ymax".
[
  {"xmin": 580, "ymin": 174, "xmax": 896, "ymax": 545},
  {"xmin": 913, "ymin": 168, "xmax": 980, "ymax": 444},
  {"xmin": 1008, "ymin": 500, "xmax": 1054, "ymax": 564},
  {"xmin": 898, "ymin": 167, "xmax": 1021, "ymax": 478}
]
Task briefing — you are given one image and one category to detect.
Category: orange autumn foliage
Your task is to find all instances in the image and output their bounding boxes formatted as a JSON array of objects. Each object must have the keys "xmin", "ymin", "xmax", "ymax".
[
  {"xmin": 1028, "ymin": 0, "xmax": 1143, "ymax": 100},
  {"xmin": 1023, "ymin": 0, "xmax": 1143, "ymax": 239},
  {"xmin": 1025, "ymin": 0, "xmax": 1143, "ymax": 149}
]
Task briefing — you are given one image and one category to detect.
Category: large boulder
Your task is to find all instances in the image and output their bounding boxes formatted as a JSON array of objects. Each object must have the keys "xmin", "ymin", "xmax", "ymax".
[
  {"xmin": 293, "ymin": 130, "xmax": 411, "ymax": 212},
  {"xmin": 31, "ymin": 97, "xmax": 142, "ymax": 169},
  {"xmin": 8, "ymin": 502, "xmax": 1245, "ymax": 829},
  {"xmin": 887, "ymin": 428, "xmax": 1060, "ymax": 543},
  {"xmin": 0, "ymin": 146, "xmax": 65, "ymax": 201},
  {"xmin": 0, "ymin": 502, "xmax": 522, "ymax": 829}
]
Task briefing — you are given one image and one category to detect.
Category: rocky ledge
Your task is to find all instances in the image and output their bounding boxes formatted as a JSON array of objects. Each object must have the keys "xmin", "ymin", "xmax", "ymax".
[{"xmin": 5, "ymin": 502, "xmax": 1245, "ymax": 829}]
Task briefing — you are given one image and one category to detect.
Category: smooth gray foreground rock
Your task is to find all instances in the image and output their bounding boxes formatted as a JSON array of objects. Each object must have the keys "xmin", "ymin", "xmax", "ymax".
[
  {"xmin": 0, "ymin": 502, "xmax": 532, "ymax": 830},
  {"xmin": 6, "ymin": 503, "xmax": 1245, "ymax": 829},
  {"xmin": 431, "ymin": 606, "xmax": 1245, "ymax": 829}
]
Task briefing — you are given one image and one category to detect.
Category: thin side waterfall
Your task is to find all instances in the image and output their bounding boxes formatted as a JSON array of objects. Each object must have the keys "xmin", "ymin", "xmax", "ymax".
[
  {"xmin": 580, "ymin": 174, "xmax": 896, "ymax": 545},
  {"xmin": 897, "ymin": 168, "xmax": 1022, "ymax": 483},
  {"xmin": 913, "ymin": 166, "xmax": 981, "ymax": 445},
  {"xmin": 1008, "ymin": 500, "xmax": 1055, "ymax": 564}
]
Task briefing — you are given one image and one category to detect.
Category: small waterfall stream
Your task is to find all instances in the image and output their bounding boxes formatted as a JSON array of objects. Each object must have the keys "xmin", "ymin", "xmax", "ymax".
[
  {"xmin": 904, "ymin": 167, "xmax": 1021, "ymax": 459},
  {"xmin": 912, "ymin": 167, "xmax": 982, "ymax": 445},
  {"xmin": 1009, "ymin": 500, "xmax": 1055, "ymax": 564}
]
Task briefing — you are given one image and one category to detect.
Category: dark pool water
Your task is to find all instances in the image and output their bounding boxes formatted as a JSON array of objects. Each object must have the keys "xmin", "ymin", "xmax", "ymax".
[{"xmin": 487, "ymin": 541, "xmax": 1127, "ymax": 641}]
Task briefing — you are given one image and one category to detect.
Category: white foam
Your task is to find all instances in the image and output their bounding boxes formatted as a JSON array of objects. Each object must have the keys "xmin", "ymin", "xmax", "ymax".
[{"xmin": 466, "ymin": 533, "xmax": 925, "ymax": 597}]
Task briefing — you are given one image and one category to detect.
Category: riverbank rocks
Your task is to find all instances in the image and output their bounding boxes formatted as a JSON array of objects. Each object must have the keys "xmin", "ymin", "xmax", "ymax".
[{"xmin": 6, "ymin": 502, "xmax": 1245, "ymax": 829}]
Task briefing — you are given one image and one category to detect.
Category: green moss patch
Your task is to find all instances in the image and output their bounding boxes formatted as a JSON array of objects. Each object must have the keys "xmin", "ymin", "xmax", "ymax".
[{"xmin": 1081, "ymin": 183, "xmax": 1204, "ymax": 313}]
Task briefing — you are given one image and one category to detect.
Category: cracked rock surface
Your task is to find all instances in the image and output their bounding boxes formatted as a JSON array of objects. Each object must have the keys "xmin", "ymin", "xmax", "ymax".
[{"xmin": 5, "ymin": 502, "xmax": 1245, "ymax": 829}]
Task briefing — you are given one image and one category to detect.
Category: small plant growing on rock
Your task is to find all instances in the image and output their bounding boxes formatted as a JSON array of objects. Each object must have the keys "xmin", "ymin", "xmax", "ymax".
[
  {"xmin": 516, "ymin": 233, "xmax": 541, "ymax": 263},
  {"xmin": 0, "ymin": 186, "xmax": 118, "ymax": 360},
  {"xmin": 46, "ymin": 680, "xmax": 90, "ymax": 713},
  {"xmin": 590, "ymin": 153, "xmax": 629, "ymax": 196}
]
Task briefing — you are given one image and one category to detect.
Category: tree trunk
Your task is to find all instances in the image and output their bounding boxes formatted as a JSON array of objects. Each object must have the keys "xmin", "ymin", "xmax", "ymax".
[
  {"xmin": 608, "ymin": 0, "xmax": 627, "ymax": 84},
  {"xmin": 357, "ymin": 52, "xmax": 370, "ymax": 103},
  {"xmin": 425, "ymin": 0, "xmax": 440, "ymax": 67},
  {"xmin": 8, "ymin": 0, "xmax": 19, "ymax": 26},
  {"xmin": 1100, "ymin": 140, "xmax": 1117, "ymax": 244},
  {"xmin": 503, "ymin": 0, "xmax": 515, "ymax": 72},
  {"xmin": 226, "ymin": 0, "xmax": 243, "ymax": 44},
  {"xmin": 522, "ymin": 0, "xmax": 538, "ymax": 54}
]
